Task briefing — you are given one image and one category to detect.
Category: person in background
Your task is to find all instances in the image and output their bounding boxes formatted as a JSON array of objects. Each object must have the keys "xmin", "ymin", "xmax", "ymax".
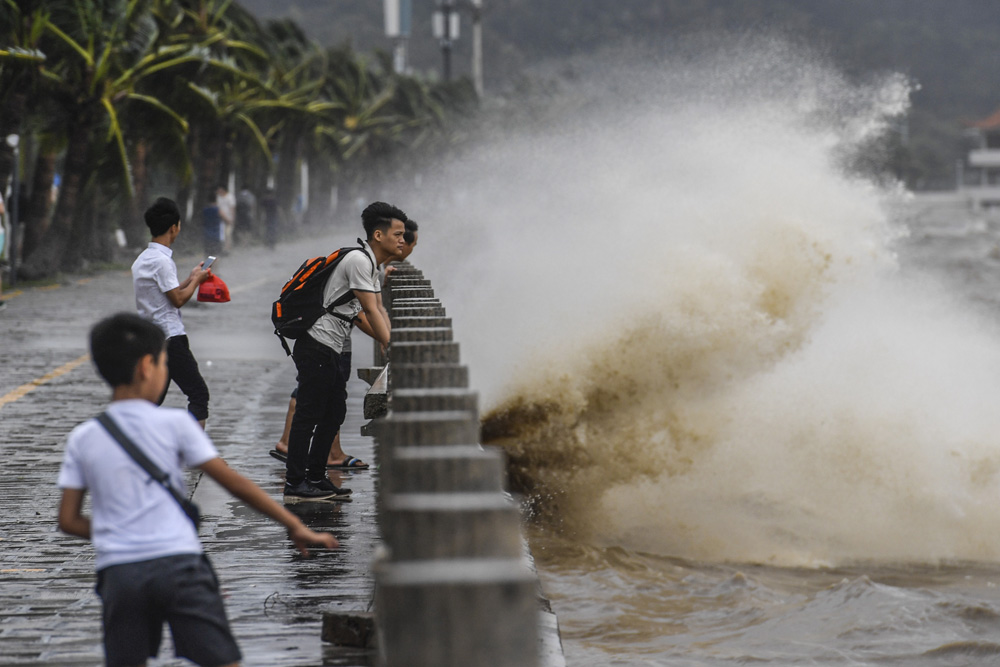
[
  {"xmin": 217, "ymin": 185, "xmax": 236, "ymax": 253},
  {"xmin": 262, "ymin": 187, "xmax": 279, "ymax": 250},
  {"xmin": 235, "ymin": 185, "xmax": 256, "ymax": 245},
  {"xmin": 383, "ymin": 218, "xmax": 419, "ymax": 283},
  {"xmin": 202, "ymin": 192, "xmax": 222, "ymax": 258}
]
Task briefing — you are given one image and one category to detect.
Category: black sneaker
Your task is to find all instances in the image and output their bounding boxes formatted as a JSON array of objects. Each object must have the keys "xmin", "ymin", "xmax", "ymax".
[
  {"xmin": 283, "ymin": 480, "xmax": 337, "ymax": 504},
  {"xmin": 307, "ymin": 477, "xmax": 353, "ymax": 499}
]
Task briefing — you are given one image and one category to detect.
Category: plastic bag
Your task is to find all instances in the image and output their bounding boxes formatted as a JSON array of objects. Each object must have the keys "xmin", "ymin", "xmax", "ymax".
[{"xmin": 197, "ymin": 273, "xmax": 231, "ymax": 303}]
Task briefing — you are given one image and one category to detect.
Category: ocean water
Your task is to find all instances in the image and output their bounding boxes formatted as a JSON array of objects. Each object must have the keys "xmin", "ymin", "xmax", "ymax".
[
  {"xmin": 399, "ymin": 36, "xmax": 1000, "ymax": 665},
  {"xmin": 501, "ymin": 194, "xmax": 1000, "ymax": 666}
]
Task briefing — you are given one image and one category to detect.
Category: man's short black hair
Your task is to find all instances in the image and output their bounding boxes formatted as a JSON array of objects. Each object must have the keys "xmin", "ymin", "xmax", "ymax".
[
  {"xmin": 144, "ymin": 197, "xmax": 181, "ymax": 237},
  {"xmin": 403, "ymin": 218, "xmax": 419, "ymax": 245},
  {"xmin": 90, "ymin": 313, "xmax": 166, "ymax": 388},
  {"xmin": 361, "ymin": 201, "xmax": 407, "ymax": 240}
]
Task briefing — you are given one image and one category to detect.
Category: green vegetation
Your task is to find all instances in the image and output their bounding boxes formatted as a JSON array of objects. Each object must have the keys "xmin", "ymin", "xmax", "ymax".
[{"xmin": 0, "ymin": 0, "xmax": 477, "ymax": 279}]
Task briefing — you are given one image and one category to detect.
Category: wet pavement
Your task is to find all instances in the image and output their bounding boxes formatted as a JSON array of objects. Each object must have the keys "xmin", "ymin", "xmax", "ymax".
[{"xmin": 0, "ymin": 229, "xmax": 381, "ymax": 666}]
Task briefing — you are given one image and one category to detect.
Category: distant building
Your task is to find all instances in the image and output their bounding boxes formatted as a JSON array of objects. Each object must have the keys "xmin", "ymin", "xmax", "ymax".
[{"xmin": 964, "ymin": 109, "xmax": 1000, "ymax": 209}]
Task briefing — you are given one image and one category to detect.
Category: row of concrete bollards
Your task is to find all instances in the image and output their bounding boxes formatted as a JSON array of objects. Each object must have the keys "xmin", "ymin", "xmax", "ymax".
[{"xmin": 364, "ymin": 262, "xmax": 559, "ymax": 667}]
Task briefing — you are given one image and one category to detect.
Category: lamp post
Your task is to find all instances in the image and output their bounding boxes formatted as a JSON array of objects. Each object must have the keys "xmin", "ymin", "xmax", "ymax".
[
  {"xmin": 433, "ymin": 0, "xmax": 460, "ymax": 82},
  {"xmin": 5, "ymin": 134, "xmax": 19, "ymax": 287},
  {"xmin": 470, "ymin": 0, "xmax": 483, "ymax": 96},
  {"xmin": 383, "ymin": 0, "xmax": 412, "ymax": 74}
]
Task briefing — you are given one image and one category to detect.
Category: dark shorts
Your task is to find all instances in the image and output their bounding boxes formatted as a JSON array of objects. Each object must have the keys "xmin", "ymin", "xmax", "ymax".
[{"xmin": 95, "ymin": 553, "xmax": 240, "ymax": 667}]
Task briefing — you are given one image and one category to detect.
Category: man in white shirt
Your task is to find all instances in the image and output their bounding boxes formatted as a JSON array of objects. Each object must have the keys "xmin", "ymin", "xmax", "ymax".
[
  {"xmin": 283, "ymin": 201, "xmax": 407, "ymax": 502},
  {"xmin": 217, "ymin": 185, "xmax": 236, "ymax": 253},
  {"xmin": 131, "ymin": 197, "xmax": 212, "ymax": 427}
]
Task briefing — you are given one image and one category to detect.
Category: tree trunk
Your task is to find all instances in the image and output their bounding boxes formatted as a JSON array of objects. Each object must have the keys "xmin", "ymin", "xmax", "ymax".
[
  {"xmin": 124, "ymin": 139, "xmax": 150, "ymax": 247},
  {"xmin": 274, "ymin": 129, "xmax": 300, "ymax": 231},
  {"xmin": 185, "ymin": 120, "xmax": 224, "ymax": 254},
  {"xmin": 21, "ymin": 149, "xmax": 56, "ymax": 259},
  {"xmin": 18, "ymin": 106, "xmax": 94, "ymax": 279},
  {"xmin": 0, "ymin": 84, "xmax": 28, "ymax": 194},
  {"xmin": 306, "ymin": 155, "xmax": 333, "ymax": 227}
]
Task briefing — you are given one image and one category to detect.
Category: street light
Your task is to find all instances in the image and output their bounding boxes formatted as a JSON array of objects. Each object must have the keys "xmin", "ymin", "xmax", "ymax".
[
  {"xmin": 383, "ymin": 0, "xmax": 412, "ymax": 74},
  {"xmin": 5, "ymin": 134, "xmax": 19, "ymax": 287},
  {"xmin": 433, "ymin": 0, "xmax": 460, "ymax": 81},
  {"xmin": 470, "ymin": 0, "xmax": 483, "ymax": 96}
]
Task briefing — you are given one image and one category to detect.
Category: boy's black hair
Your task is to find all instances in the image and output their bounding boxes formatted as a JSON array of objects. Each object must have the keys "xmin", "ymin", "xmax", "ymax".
[
  {"xmin": 90, "ymin": 313, "xmax": 166, "ymax": 387},
  {"xmin": 144, "ymin": 197, "xmax": 181, "ymax": 237},
  {"xmin": 361, "ymin": 201, "xmax": 408, "ymax": 240},
  {"xmin": 403, "ymin": 218, "xmax": 419, "ymax": 245}
]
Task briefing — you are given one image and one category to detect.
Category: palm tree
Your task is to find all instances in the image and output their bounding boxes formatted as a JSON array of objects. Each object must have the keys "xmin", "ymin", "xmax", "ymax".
[
  {"xmin": 16, "ymin": 0, "xmax": 198, "ymax": 277},
  {"xmin": 0, "ymin": 1, "xmax": 48, "ymax": 195}
]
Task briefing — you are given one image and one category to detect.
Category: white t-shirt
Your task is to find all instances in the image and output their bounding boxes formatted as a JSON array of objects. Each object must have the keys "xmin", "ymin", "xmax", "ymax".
[
  {"xmin": 132, "ymin": 243, "xmax": 184, "ymax": 338},
  {"xmin": 218, "ymin": 192, "xmax": 236, "ymax": 224},
  {"xmin": 58, "ymin": 400, "xmax": 218, "ymax": 571},
  {"xmin": 307, "ymin": 242, "xmax": 378, "ymax": 353}
]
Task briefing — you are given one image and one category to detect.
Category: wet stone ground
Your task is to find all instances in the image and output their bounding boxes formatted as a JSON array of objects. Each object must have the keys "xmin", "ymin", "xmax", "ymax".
[{"xmin": 0, "ymin": 231, "xmax": 381, "ymax": 666}]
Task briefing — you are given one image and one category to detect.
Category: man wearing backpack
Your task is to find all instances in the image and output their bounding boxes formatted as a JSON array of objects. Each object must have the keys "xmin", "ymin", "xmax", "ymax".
[{"xmin": 283, "ymin": 201, "xmax": 407, "ymax": 502}]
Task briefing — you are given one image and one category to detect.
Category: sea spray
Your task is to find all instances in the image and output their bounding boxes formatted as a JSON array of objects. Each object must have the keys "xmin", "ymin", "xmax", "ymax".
[{"xmin": 397, "ymin": 37, "xmax": 1000, "ymax": 565}]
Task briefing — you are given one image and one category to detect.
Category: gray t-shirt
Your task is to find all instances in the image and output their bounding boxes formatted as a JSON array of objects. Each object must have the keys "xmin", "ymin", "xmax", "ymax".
[{"xmin": 307, "ymin": 242, "xmax": 378, "ymax": 353}]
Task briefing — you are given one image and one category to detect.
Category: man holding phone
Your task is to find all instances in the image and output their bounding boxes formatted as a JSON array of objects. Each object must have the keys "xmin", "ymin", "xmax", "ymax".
[{"xmin": 131, "ymin": 197, "xmax": 213, "ymax": 428}]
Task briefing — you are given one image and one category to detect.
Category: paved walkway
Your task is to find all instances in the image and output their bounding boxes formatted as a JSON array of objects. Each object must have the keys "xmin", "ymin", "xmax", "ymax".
[{"xmin": 0, "ymin": 230, "xmax": 380, "ymax": 666}]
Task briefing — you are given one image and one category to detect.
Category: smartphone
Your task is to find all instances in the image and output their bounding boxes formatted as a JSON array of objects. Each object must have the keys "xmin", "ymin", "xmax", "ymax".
[{"xmin": 204, "ymin": 255, "xmax": 216, "ymax": 270}]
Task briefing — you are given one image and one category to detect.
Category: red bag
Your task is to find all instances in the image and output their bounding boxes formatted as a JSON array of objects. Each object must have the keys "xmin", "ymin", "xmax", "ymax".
[{"xmin": 197, "ymin": 273, "xmax": 231, "ymax": 303}]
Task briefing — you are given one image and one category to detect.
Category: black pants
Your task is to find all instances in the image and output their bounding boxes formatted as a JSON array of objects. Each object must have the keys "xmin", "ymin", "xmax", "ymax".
[
  {"xmin": 286, "ymin": 335, "xmax": 348, "ymax": 485},
  {"xmin": 158, "ymin": 335, "xmax": 210, "ymax": 422}
]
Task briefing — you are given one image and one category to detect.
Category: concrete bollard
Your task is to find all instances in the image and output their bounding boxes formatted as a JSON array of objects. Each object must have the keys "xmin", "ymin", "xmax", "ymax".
[
  {"xmin": 382, "ymin": 493, "xmax": 524, "ymax": 561},
  {"xmin": 375, "ymin": 559, "xmax": 540, "ymax": 667},
  {"xmin": 376, "ymin": 410, "xmax": 479, "ymax": 449},
  {"xmin": 390, "ymin": 387, "xmax": 479, "ymax": 414},
  {"xmin": 363, "ymin": 365, "xmax": 389, "ymax": 419},
  {"xmin": 390, "ymin": 341, "xmax": 460, "ymax": 364},
  {"xmin": 370, "ymin": 263, "xmax": 558, "ymax": 667},
  {"xmin": 390, "ymin": 316, "xmax": 453, "ymax": 329},
  {"xmin": 387, "ymin": 278, "xmax": 431, "ymax": 287},
  {"xmin": 391, "ymin": 306, "xmax": 447, "ymax": 319},
  {"xmin": 391, "ymin": 286, "xmax": 435, "ymax": 299},
  {"xmin": 389, "ymin": 364, "xmax": 469, "ymax": 389},
  {"xmin": 385, "ymin": 445, "xmax": 505, "ymax": 494},
  {"xmin": 391, "ymin": 327, "xmax": 454, "ymax": 343}
]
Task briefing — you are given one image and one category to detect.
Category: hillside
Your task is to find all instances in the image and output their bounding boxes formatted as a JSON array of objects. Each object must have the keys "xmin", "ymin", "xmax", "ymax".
[{"xmin": 238, "ymin": 0, "xmax": 1000, "ymax": 189}]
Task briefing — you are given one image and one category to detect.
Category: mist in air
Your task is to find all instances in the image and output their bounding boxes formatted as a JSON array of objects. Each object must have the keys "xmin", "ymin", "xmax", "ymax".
[{"xmin": 400, "ymin": 35, "xmax": 1000, "ymax": 566}]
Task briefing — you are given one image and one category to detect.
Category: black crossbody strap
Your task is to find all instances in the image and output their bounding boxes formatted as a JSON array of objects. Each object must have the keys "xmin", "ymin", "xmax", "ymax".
[{"xmin": 96, "ymin": 413, "xmax": 199, "ymax": 527}]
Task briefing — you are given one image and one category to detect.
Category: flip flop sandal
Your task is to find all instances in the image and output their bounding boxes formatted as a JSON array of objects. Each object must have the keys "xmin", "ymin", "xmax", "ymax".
[
  {"xmin": 269, "ymin": 449, "xmax": 287, "ymax": 462},
  {"xmin": 327, "ymin": 456, "xmax": 369, "ymax": 470}
]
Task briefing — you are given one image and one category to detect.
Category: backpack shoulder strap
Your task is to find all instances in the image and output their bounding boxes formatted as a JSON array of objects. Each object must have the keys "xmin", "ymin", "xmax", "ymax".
[{"xmin": 95, "ymin": 413, "xmax": 199, "ymax": 527}]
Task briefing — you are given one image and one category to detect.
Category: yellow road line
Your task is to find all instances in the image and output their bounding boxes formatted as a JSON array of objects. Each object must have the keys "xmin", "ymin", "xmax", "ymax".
[
  {"xmin": 2, "ymin": 289, "xmax": 23, "ymax": 300},
  {"xmin": 0, "ymin": 354, "xmax": 91, "ymax": 410}
]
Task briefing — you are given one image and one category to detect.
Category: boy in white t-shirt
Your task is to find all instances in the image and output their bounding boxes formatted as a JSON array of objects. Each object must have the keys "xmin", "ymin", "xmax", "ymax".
[{"xmin": 58, "ymin": 312, "xmax": 337, "ymax": 667}]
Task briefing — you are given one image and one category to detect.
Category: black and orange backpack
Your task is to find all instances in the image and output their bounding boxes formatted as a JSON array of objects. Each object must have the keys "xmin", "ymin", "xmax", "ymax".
[{"xmin": 270, "ymin": 242, "xmax": 373, "ymax": 355}]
